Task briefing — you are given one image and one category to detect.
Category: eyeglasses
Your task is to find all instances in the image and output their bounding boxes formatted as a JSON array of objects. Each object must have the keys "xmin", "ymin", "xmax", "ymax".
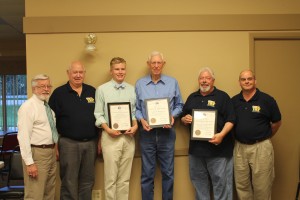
[
  {"xmin": 239, "ymin": 77, "xmax": 254, "ymax": 82},
  {"xmin": 36, "ymin": 85, "xmax": 52, "ymax": 90},
  {"xmin": 150, "ymin": 61, "xmax": 164, "ymax": 66}
]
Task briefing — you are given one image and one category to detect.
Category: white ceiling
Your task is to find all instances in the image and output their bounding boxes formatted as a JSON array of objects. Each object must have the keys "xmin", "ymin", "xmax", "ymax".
[{"xmin": 0, "ymin": 0, "xmax": 25, "ymax": 41}]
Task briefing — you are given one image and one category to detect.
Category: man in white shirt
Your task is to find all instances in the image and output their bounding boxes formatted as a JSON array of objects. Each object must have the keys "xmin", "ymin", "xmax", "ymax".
[{"xmin": 17, "ymin": 74, "xmax": 57, "ymax": 200}]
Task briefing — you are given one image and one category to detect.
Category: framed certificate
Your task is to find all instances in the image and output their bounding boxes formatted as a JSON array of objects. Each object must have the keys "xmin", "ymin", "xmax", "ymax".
[
  {"xmin": 107, "ymin": 102, "xmax": 132, "ymax": 132},
  {"xmin": 145, "ymin": 98, "xmax": 171, "ymax": 128},
  {"xmin": 191, "ymin": 109, "xmax": 217, "ymax": 140}
]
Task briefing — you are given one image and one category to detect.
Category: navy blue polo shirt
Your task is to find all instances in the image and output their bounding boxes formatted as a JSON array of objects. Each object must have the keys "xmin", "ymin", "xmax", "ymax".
[
  {"xmin": 182, "ymin": 87, "xmax": 236, "ymax": 157},
  {"xmin": 231, "ymin": 89, "xmax": 281, "ymax": 142},
  {"xmin": 49, "ymin": 82, "xmax": 98, "ymax": 141}
]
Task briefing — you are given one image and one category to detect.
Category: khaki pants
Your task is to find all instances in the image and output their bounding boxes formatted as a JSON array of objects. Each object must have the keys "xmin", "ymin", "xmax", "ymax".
[
  {"xmin": 23, "ymin": 147, "xmax": 56, "ymax": 200},
  {"xmin": 101, "ymin": 131, "xmax": 135, "ymax": 200},
  {"xmin": 234, "ymin": 139, "xmax": 275, "ymax": 200}
]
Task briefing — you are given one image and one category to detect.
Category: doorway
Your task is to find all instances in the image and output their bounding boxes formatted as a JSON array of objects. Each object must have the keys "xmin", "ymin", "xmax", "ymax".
[{"xmin": 251, "ymin": 33, "xmax": 300, "ymax": 200}]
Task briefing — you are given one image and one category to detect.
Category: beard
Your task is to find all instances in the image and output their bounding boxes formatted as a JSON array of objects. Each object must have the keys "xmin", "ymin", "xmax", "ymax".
[
  {"xmin": 200, "ymin": 85, "xmax": 211, "ymax": 93},
  {"xmin": 36, "ymin": 94, "xmax": 50, "ymax": 101}
]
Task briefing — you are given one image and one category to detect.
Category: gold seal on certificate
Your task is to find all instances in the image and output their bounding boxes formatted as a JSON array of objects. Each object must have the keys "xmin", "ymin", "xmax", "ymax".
[
  {"xmin": 145, "ymin": 98, "xmax": 171, "ymax": 128},
  {"xmin": 151, "ymin": 118, "xmax": 156, "ymax": 124},
  {"xmin": 191, "ymin": 109, "xmax": 217, "ymax": 140},
  {"xmin": 113, "ymin": 123, "xmax": 119, "ymax": 129},
  {"xmin": 108, "ymin": 102, "xmax": 132, "ymax": 132},
  {"xmin": 195, "ymin": 130, "xmax": 201, "ymax": 136}
]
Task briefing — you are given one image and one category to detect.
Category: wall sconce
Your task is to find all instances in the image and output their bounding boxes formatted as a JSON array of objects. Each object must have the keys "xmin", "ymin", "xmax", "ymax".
[{"xmin": 85, "ymin": 33, "xmax": 97, "ymax": 52}]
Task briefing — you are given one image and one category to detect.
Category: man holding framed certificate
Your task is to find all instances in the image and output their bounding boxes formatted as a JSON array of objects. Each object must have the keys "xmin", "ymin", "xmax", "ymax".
[
  {"xmin": 94, "ymin": 57, "xmax": 138, "ymax": 200},
  {"xmin": 135, "ymin": 51, "xmax": 184, "ymax": 200},
  {"xmin": 181, "ymin": 67, "xmax": 235, "ymax": 200}
]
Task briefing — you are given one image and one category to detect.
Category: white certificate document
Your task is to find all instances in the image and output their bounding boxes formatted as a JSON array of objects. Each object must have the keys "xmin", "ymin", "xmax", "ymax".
[
  {"xmin": 191, "ymin": 109, "xmax": 217, "ymax": 140},
  {"xmin": 145, "ymin": 98, "xmax": 171, "ymax": 128},
  {"xmin": 108, "ymin": 102, "xmax": 132, "ymax": 132}
]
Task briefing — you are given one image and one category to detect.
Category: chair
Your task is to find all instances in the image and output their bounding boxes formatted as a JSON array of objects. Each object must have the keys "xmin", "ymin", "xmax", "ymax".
[
  {"xmin": 0, "ymin": 132, "xmax": 19, "ymax": 172},
  {"xmin": 0, "ymin": 146, "xmax": 24, "ymax": 199}
]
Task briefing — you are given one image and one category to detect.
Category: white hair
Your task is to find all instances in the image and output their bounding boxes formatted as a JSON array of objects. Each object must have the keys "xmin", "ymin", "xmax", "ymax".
[
  {"xmin": 198, "ymin": 67, "xmax": 215, "ymax": 80},
  {"xmin": 147, "ymin": 51, "xmax": 165, "ymax": 62},
  {"xmin": 31, "ymin": 74, "xmax": 50, "ymax": 87}
]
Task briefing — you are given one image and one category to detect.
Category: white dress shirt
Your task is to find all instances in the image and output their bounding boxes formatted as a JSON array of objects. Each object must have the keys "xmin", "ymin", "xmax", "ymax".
[{"xmin": 17, "ymin": 94, "xmax": 54, "ymax": 165}]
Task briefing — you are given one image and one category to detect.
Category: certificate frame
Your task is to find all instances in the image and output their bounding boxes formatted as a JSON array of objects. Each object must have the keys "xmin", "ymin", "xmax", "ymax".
[
  {"xmin": 107, "ymin": 102, "xmax": 132, "ymax": 132},
  {"xmin": 145, "ymin": 98, "xmax": 171, "ymax": 128},
  {"xmin": 191, "ymin": 109, "xmax": 217, "ymax": 140}
]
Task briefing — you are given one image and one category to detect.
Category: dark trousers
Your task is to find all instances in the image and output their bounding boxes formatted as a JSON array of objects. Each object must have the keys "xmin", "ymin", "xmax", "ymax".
[{"xmin": 59, "ymin": 137, "xmax": 97, "ymax": 200}]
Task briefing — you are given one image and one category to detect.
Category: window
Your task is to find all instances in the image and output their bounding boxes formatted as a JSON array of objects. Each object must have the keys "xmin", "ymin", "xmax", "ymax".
[{"xmin": 0, "ymin": 75, "xmax": 27, "ymax": 133}]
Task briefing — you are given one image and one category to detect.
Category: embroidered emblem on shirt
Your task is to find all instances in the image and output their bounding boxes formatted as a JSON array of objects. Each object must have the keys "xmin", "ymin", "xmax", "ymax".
[
  {"xmin": 86, "ymin": 97, "xmax": 95, "ymax": 103},
  {"xmin": 207, "ymin": 100, "xmax": 216, "ymax": 107},
  {"xmin": 252, "ymin": 105, "xmax": 261, "ymax": 113}
]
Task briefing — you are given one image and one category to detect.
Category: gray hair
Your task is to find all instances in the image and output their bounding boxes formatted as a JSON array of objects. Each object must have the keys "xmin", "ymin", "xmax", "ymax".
[
  {"xmin": 147, "ymin": 51, "xmax": 165, "ymax": 62},
  {"xmin": 31, "ymin": 74, "xmax": 50, "ymax": 87},
  {"xmin": 198, "ymin": 67, "xmax": 215, "ymax": 80}
]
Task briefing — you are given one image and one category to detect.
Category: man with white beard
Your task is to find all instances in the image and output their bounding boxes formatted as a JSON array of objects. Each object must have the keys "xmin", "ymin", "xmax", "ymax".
[
  {"xmin": 181, "ymin": 67, "xmax": 236, "ymax": 200},
  {"xmin": 18, "ymin": 74, "xmax": 57, "ymax": 200}
]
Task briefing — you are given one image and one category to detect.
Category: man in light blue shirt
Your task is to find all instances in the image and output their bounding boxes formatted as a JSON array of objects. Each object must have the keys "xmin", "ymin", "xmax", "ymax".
[
  {"xmin": 135, "ymin": 51, "xmax": 184, "ymax": 200},
  {"xmin": 94, "ymin": 57, "xmax": 138, "ymax": 200}
]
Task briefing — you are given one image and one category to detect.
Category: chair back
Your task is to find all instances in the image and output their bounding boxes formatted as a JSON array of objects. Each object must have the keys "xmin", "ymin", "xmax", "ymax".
[
  {"xmin": 0, "ymin": 146, "xmax": 24, "ymax": 199},
  {"xmin": 0, "ymin": 132, "xmax": 19, "ymax": 171},
  {"xmin": 1, "ymin": 132, "xmax": 19, "ymax": 153},
  {"xmin": 8, "ymin": 148, "xmax": 23, "ymax": 183}
]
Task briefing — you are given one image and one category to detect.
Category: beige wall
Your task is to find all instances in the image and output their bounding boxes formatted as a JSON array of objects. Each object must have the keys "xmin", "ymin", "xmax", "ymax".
[
  {"xmin": 25, "ymin": 0, "xmax": 300, "ymax": 16},
  {"xmin": 24, "ymin": 1, "xmax": 300, "ymax": 199}
]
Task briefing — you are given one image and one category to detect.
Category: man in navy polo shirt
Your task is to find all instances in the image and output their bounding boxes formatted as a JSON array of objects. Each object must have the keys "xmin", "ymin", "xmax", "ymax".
[
  {"xmin": 232, "ymin": 69, "xmax": 282, "ymax": 200},
  {"xmin": 49, "ymin": 61, "xmax": 99, "ymax": 200},
  {"xmin": 181, "ymin": 67, "xmax": 235, "ymax": 200}
]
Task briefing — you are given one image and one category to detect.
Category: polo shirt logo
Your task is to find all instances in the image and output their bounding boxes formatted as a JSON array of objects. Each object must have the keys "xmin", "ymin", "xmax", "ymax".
[
  {"xmin": 207, "ymin": 100, "xmax": 216, "ymax": 107},
  {"xmin": 86, "ymin": 97, "xmax": 95, "ymax": 103},
  {"xmin": 252, "ymin": 105, "xmax": 261, "ymax": 113}
]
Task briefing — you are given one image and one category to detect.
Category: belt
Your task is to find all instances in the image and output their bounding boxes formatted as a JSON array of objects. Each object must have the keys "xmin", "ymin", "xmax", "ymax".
[
  {"xmin": 237, "ymin": 136, "xmax": 270, "ymax": 145},
  {"xmin": 60, "ymin": 136, "xmax": 93, "ymax": 142},
  {"xmin": 31, "ymin": 144, "xmax": 55, "ymax": 149},
  {"xmin": 71, "ymin": 138, "xmax": 91, "ymax": 142}
]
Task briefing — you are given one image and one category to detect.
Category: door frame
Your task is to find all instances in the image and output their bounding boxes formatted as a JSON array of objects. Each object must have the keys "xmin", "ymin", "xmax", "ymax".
[{"xmin": 249, "ymin": 32, "xmax": 300, "ymax": 71}]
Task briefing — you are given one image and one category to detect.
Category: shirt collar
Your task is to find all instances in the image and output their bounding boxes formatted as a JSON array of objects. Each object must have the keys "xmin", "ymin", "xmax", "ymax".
[
  {"xmin": 32, "ymin": 94, "xmax": 46, "ymax": 105},
  {"xmin": 111, "ymin": 79, "xmax": 126, "ymax": 89},
  {"xmin": 238, "ymin": 88, "xmax": 260, "ymax": 101},
  {"xmin": 66, "ymin": 82, "xmax": 86, "ymax": 93},
  {"xmin": 145, "ymin": 74, "xmax": 166, "ymax": 85}
]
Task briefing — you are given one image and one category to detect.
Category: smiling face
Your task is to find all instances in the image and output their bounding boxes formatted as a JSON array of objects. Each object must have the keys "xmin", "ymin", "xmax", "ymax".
[
  {"xmin": 33, "ymin": 79, "xmax": 52, "ymax": 101},
  {"xmin": 111, "ymin": 62, "xmax": 126, "ymax": 84},
  {"xmin": 67, "ymin": 61, "xmax": 85, "ymax": 88},
  {"xmin": 198, "ymin": 70, "xmax": 215, "ymax": 95},
  {"xmin": 148, "ymin": 55, "xmax": 165, "ymax": 77},
  {"xmin": 239, "ymin": 70, "xmax": 256, "ymax": 92}
]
